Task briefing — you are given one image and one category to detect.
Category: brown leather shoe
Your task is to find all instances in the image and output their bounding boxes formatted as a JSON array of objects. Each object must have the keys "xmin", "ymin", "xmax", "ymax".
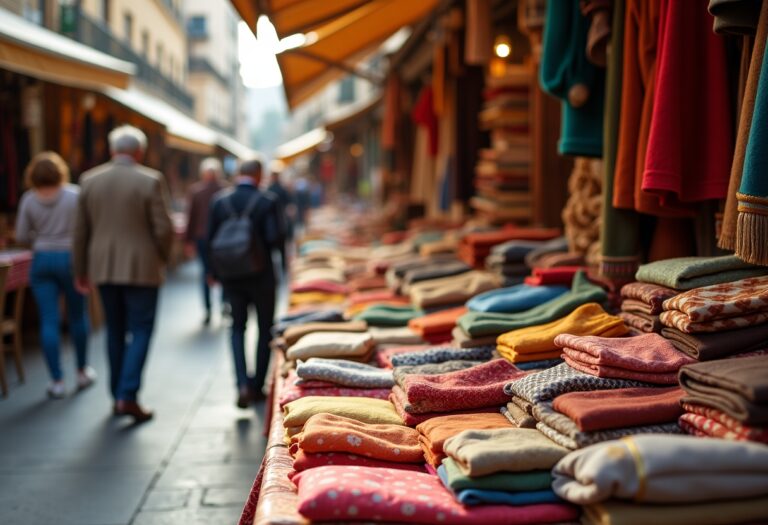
[
  {"xmin": 236, "ymin": 387, "xmax": 251, "ymax": 409},
  {"xmin": 115, "ymin": 400, "xmax": 154, "ymax": 423}
]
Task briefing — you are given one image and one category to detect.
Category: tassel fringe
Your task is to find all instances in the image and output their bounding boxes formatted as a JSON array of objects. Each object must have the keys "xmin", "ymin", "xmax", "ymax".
[{"xmin": 735, "ymin": 211, "xmax": 768, "ymax": 266}]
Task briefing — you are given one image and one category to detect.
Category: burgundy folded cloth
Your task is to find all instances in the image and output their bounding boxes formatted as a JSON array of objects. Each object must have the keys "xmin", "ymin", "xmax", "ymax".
[
  {"xmin": 556, "ymin": 333, "xmax": 696, "ymax": 384},
  {"xmin": 399, "ymin": 359, "xmax": 526, "ymax": 414},
  {"xmin": 290, "ymin": 449, "xmax": 428, "ymax": 475},
  {"xmin": 290, "ymin": 280, "xmax": 350, "ymax": 294},
  {"xmin": 552, "ymin": 387, "xmax": 685, "ymax": 432},
  {"xmin": 661, "ymin": 323, "xmax": 768, "ymax": 361},
  {"xmin": 389, "ymin": 386, "xmax": 500, "ymax": 426},
  {"xmin": 620, "ymin": 282, "xmax": 678, "ymax": 315},
  {"xmin": 524, "ymin": 266, "xmax": 587, "ymax": 286},
  {"xmin": 679, "ymin": 402, "xmax": 768, "ymax": 443},
  {"xmin": 376, "ymin": 345, "xmax": 431, "ymax": 368},
  {"xmin": 618, "ymin": 311, "xmax": 663, "ymax": 333}
]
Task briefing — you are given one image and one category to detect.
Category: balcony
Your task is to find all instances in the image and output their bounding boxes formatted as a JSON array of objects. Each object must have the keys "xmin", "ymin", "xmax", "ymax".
[{"xmin": 74, "ymin": 13, "xmax": 194, "ymax": 111}]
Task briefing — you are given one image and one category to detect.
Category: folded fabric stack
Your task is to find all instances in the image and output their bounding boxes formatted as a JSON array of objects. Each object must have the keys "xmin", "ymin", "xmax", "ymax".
[
  {"xmin": 458, "ymin": 227, "xmax": 562, "ymax": 268},
  {"xmin": 296, "ymin": 357, "xmax": 394, "ymax": 388},
  {"xmin": 282, "ymin": 395, "xmax": 404, "ymax": 439},
  {"xmin": 496, "ymin": 303, "xmax": 628, "ymax": 364},
  {"xmin": 618, "ymin": 281, "xmax": 677, "ymax": 333},
  {"xmin": 389, "ymin": 345, "xmax": 496, "ymax": 367},
  {"xmin": 348, "ymin": 273, "xmax": 388, "ymax": 292},
  {"xmin": 409, "ymin": 271, "xmax": 501, "ymax": 309},
  {"xmin": 345, "ymin": 290, "xmax": 411, "ymax": 317},
  {"xmin": 271, "ymin": 320, "xmax": 368, "ymax": 352},
  {"xmin": 678, "ymin": 356, "xmax": 768, "ymax": 443},
  {"xmin": 285, "ymin": 331, "xmax": 375, "ymax": 362},
  {"xmin": 289, "ymin": 279, "xmax": 349, "ymax": 295},
  {"xmin": 466, "ymin": 283, "xmax": 569, "ymax": 313},
  {"xmin": 408, "ymin": 307, "xmax": 467, "ymax": 344},
  {"xmin": 661, "ymin": 322, "xmax": 768, "ymax": 360},
  {"xmin": 439, "ymin": 428, "xmax": 573, "ymax": 510},
  {"xmin": 271, "ymin": 308, "xmax": 344, "ymax": 338},
  {"xmin": 523, "ymin": 266, "xmax": 586, "ymax": 286},
  {"xmin": 278, "ymin": 369, "xmax": 392, "ymax": 408},
  {"xmin": 354, "ymin": 304, "xmax": 423, "ymax": 327},
  {"xmin": 375, "ymin": 344, "xmax": 431, "ymax": 368},
  {"xmin": 415, "ymin": 413, "xmax": 513, "ymax": 467},
  {"xmin": 368, "ymin": 326, "xmax": 425, "ymax": 346},
  {"xmin": 523, "ymin": 237, "xmax": 569, "ymax": 268},
  {"xmin": 484, "ymin": 240, "xmax": 543, "ymax": 284},
  {"xmin": 635, "ymin": 255, "xmax": 768, "ymax": 290},
  {"xmin": 552, "ymin": 435, "xmax": 768, "ymax": 525},
  {"xmin": 389, "ymin": 359, "xmax": 525, "ymax": 426},
  {"xmin": 400, "ymin": 260, "xmax": 473, "ymax": 294},
  {"xmin": 385, "ymin": 255, "xmax": 462, "ymax": 292}
]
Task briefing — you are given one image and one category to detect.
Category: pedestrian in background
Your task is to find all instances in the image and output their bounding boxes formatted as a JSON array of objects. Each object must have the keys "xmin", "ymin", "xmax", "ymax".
[
  {"xmin": 266, "ymin": 160, "xmax": 294, "ymax": 272},
  {"xmin": 73, "ymin": 125, "xmax": 173, "ymax": 423},
  {"xmin": 207, "ymin": 158, "xmax": 282, "ymax": 408},
  {"xmin": 15, "ymin": 152, "xmax": 93, "ymax": 399},
  {"xmin": 185, "ymin": 157, "xmax": 225, "ymax": 325}
]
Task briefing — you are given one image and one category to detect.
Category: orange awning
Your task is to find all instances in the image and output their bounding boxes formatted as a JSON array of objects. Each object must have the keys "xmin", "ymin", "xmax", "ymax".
[{"xmin": 232, "ymin": 0, "xmax": 439, "ymax": 108}]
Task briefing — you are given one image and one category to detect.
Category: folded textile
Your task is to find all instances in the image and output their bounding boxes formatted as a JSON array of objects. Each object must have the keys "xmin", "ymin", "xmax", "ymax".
[
  {"xmin": 399, "ymin": 359, "xmax": 525, "ymax": 414},
  {"xmin": 368, "ymin": 326, "xmax": 425, "ymax": 345},
  {"xmin": 635, "ymin": 255, "xmax": 768, "ymax": 290},
  {"xmin": 283, "ymin": 396, "xmax": 403, "ymax": 429},
  {"xmin": 283, "ymin": 320, "xmax": 368, "ymax": 346},
  {"xmin": 376, "ymin": 344, "xmax": 430, "ymax": 368},
  {"xmin": 437, "ymin": 465, "xmax": 561, "ymax": 506},
  {"xmin": 514, "ymin": 358, "xmax": 565, "ymax": 371},
  {"xmin": 278, "ymin": 380, "xmax": 391, "ymax": 409},
  {"xmin": 440, "ymin": 457, "xmax": 552, "ymax": 493},
  {"xmin": 416, "ymin": 412, "xmax": 512, "ymax": 466},
  {"xmin": 661, "ymin": 323, "xmax": 768, "ymax": 360},
  {"xmin": 443, "ymin": 428, "xmax": 569, "ymax": 476},
  {"xmin": 660, "ymin": 275, "xmax": 768, "ymax": 333},
  {"xmin": 524, "ymin": 237, "xmax": 570, "ymax": 268},
  {"xmin": 286, "ymin": 331, "xmax": 374, "ymax": 361},
  {"xmin": 402, "ymin": 260, "xmax": 472, "ymax": 291},
  {"xmin": 347, "ymin": 289, "xmax": 405, "ymax": 306},
  {"xmin": 680, "ymin": 402, "xmax": 768, "ymax": 443},
  {"xmin": 489, "ymin": 239, "xmax": 545, "ymax": 260},
  {"xmin": 292, "ymin": 413, "xmax": 423, "ymax": 462},
  {"xmin": 291, "ymin": 449, "xmax": 427, "ymax": 473},
  {"xmin": 452, "ymin": 326, "xmax": 498, "ymax": 348},
  {"xmin": 506, "ymin": 400, "xmax": 537, "ymax": 428},
  {"xmin": 556, "ymin": 333, "xmax": 696, "ymax": 384},
  {"xmin": 393, "ymin": 360, "xmax": 482, "ymax": 387},
  {"xmin": 497, "ymin": 303, "xmax": 628, "ymax": 363},
  {"xmin": 410, "ymin": 271, "xmax": 501, "ymax": 309},
  {"xmin": 678, "ymin": 356, "xmax": 768, "ymax": 425},
  {"xmin": 296, "ymin": 358, "xmax": 394, "ymax": 388},
  {"xmin": 553, "ymin": 387, "xmax": 684, "ymax": 432},
  {"xmin": 467, "ymin": 284, "xmax": 570, "ymax": 313},
  {"xmin": 290, "ymin": 280, "xmax": 349, "ymax": 295},
  {"xmin": 355, "ymin": 304, "xmax": 423, "ymax": 327},
  {"xmin": 458, "ymin": 272, "xmax": 607, "ymax": 338},
  {"xmin": 619, "ymin": 282, "xmax": 678, "ymax": 314},
  {"xmin": 294, "ymin": 466, "xmax": 579, "ymax": 524},
  {"xmin": 617, "ymin": 311, "xmax": 662, "ymax": 333},
  {"xmin": 345, "ymin": 299, "xmax": 413, "ymax": 317},
  {"xmin": 348, "ymin": 274, "xmax": 388, "ymax": 292},
  {"xmin": 581, "ymin": 496, "xmax": 768, "ymax": 525},
  {"xmin": 408, "ymin": 306, "xmax": 467, "ymax": 338},
  {"xmin": 272, "ymin": 308, "xmax": 344, "ymax": 336},
  {"xmin": 389, "ymin": 387, "xmax": 500, "ymax": 426},
  {"xmin": 524, "ymin": 266, "xmax": 586, "ymax": 286},
  {"xmin": 389, "ymin": 345, "xmax": 495, "ymax": 367},
  {"xmin": 552, "ymin": 434, "xmax": 768, "ymax": 504},
  {"xmin": 536, "ymin": 253, "xmax": 586, "ymax": 269}
]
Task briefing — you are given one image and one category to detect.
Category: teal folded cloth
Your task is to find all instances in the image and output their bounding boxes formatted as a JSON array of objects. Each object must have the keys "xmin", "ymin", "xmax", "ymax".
[
  {"xmin": 467, "ymin": 284, "xmax": 570, "ymax": 313},
  {"xmin": 458, "ymin": 272, "xmax": 607, "ymax": 337},
  {"xmin": 299, "ymin": 239, "xmax": 338, "ymax": 255},
  {"xmin": 354, "ymin": 305, "xmax": 423, "ymax": 327},
  {"xmin": 635, "ymin": 255, "xmax": 768, "ymax": 290},
  {"xmin": 438, "ymin": 463, "xmax": 561, "ymax": 506},
  {"xmin": 440, "ymin": 457, "xmax": 553, "ymax": 493}
]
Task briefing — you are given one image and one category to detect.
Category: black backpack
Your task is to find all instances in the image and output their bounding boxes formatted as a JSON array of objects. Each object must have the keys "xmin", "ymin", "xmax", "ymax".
[{"xmin": 210, "ymin": 193, "xmax": 267, "ymax": 280}]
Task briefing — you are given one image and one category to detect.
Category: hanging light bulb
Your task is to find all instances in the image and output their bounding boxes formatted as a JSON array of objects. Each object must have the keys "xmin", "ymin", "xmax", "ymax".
[{"xmin": 494, "ymin": 35, "xmax": 511, "ymax": 58}]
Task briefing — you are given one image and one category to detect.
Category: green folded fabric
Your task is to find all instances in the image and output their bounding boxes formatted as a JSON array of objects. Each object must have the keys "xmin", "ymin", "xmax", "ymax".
[
  {"xmin": 354, "ymin": 305, "xmax": 423, "ymax": 327},
  {"xmin": 441, "ymin": 457, "xmax": 553, "ymax": 493},
  {"xmin": 635, "ymin": 255, "xmax": 768, "ymax": 291},
  {"xmin": 457, "ymin": 272, "xmax": 607, "ymax": 337}
]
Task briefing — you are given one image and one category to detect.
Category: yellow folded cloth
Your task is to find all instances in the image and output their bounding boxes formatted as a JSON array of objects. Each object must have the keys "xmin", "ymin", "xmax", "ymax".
[
  {"xmin": 282, "ymin": 396, "xmax": 403, "ymax": 429},
  {"xmin": 289, "ymin": 291, "xmax": 347, "ymax": 306},
  {"xmin": 496, "ymin": 303, "xmax": 628, "ymax": 362}
]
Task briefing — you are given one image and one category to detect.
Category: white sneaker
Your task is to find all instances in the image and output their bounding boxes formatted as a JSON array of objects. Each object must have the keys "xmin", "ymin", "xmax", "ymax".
[
  {"xmin": 47, "ymin": 381, "xmax": 66, "ymax": 399},
  {"xmin": 76, "ymin": 366, "xmax": 97, "ymax": 391}
]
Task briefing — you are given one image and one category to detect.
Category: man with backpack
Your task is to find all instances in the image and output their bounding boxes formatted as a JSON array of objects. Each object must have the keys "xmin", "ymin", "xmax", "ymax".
[{"xmin": 207, "ymin": 158, "xmax": 283, "ymax": 408}]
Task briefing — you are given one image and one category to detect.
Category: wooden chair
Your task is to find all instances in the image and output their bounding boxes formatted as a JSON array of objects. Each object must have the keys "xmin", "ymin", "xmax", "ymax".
[{"xmin": 0, "ymin": 262, "xmax": 25, "ymax": 397}]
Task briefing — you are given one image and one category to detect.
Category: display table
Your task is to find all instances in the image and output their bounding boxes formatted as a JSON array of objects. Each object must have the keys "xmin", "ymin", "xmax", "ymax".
[{"xmin": 0, "ymin": 249, "xmax": 31, "ymax": 291}]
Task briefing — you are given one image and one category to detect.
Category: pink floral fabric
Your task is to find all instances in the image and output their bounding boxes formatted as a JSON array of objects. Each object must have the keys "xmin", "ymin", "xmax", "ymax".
[
  {"xmin": 293, "ymin": 466, "xmax": 579, "ymax": 524},
  {"xmin": 291, "ymin": 449, "xmax": 428, "ymax": 475},
  {"xmin": 680, "ymin": 403, "xmax": 768, "ymax": 443}
]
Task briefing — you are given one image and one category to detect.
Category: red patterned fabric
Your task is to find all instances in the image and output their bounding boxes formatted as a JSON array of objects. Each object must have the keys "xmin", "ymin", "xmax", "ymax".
[
  {"xmin": 390, "ymin": 386, "xmax": 500, "ymax": 426},
  {"xmin": 680, "ymin": 402, "xmax": 768, "ymax": 443},
  {"xmin": 291, "ymin": 449, "xmax": 428, "ymax": 475},
  {"xmin": 278, "ymin": 378, "xmax": 391, "ymax": 408},
  {"xmin": 620, "ymin": 281, "xmax": 678, "ymax": 314},
  {"xmin": 524, "ymin": 266, "xmax": 587, "ymax": 286}
]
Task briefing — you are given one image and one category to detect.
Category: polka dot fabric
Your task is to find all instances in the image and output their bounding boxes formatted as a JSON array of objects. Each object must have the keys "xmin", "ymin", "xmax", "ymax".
[{"xmin": 293, "ymin": 466, "xmax": 579, "ymax": 524}]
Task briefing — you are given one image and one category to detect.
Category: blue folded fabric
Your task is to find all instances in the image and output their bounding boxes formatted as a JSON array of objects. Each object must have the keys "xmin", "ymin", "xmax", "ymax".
[
  {"xmin": 489, "ymin": 240, "xmax": 545, "ymax": 262},
  {"xmin": 514, "ymin": 358, "xmax": 564, "ymax": 371},
  {"xmin": 437, "ymin": 465, "xmax": 562, "ymax": 507},
  {"xmin": 466, "ymin": 284, "xmax": 569, "ymax": 313}
]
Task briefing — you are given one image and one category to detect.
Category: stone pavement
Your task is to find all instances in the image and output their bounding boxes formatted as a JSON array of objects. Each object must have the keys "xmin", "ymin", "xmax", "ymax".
[{"xmin": 0, "ymin": 263, "xmax": 270, "ymax": 525}]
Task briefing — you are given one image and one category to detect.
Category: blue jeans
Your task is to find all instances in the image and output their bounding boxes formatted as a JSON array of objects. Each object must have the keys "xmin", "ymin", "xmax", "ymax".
[
  {"xmin": 30, "ymin": 251, "xmax": 89, "ymax": 381},
  {"xmin": 98, "ymin": 285, "xmax": 158, "ymax": 402}
]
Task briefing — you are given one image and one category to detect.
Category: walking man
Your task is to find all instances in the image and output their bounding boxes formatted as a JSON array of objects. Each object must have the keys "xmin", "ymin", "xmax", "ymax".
[
  {"xmin": 207, "ymin": 158, "xmax": 282, "ymax": 408},
  {"xmin": 73, "ymin": 125, "xmax": 173, "ymax": 422}
]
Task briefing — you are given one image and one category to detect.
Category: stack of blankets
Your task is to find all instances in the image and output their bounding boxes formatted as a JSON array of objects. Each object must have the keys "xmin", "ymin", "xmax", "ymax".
[
  {"xmin": 457, "ymin": 227, "xmax": 561, "ymax": 268},
  {"xmin": 484, "ymin": 240, "xmax": 542, "ymax": 285}
]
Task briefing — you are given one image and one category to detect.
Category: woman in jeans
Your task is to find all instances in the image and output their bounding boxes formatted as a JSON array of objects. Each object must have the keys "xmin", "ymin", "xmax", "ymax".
[{"xmin": 15, "ymin": 152, "xmax": 94, "ymax": 398}]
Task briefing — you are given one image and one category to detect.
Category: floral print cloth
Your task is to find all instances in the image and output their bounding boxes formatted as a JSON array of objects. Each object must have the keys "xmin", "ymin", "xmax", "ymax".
[
  {"xmin": 291, "ymin": 449, "xmax": 428, "ymax": 474},
  {"xmin": 680, "ymin": 402, "xmax": 768, "ymax": 443}
]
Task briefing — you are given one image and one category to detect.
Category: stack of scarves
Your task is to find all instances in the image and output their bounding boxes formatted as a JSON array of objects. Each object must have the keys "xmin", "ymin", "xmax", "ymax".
[
  {"xmin": 345, "ymin": 290, "xmax": 410, "ymax": 317},
  {"xmin": 634, "ymin": 255, "xmax": 768, "ymax": 290},
  {"xmin": 389, "ymin": 359, "xmax": 525, "ymax": 426},
  {"xmin": 552, "ymin": 435, "xmax": 768, "ymax": 525},
  {"xmin": 285, "ymin": 331, "xmax": 375, "ymax": 362},
  {"xmin": 457, "ymin": 227, "xmax": 562, "ymax": 268},
  {"xmin": 466, "ymin": 284, "xmax": 569, "ymax": 313},
  {"xmin": 282, "ymin": 396, "xmax": 403, "ymax": 439},
  {"xmin": 272, "ymin": 320, "xmax": 368, "ymax": 351},
  {"xmin": 678, "ymin": 356, "xmax": 768, "ymax": 443},
  {"xmin": 408, "ymin": 307, "xmax": 467, "ymax": 344},
  {"xmin": 523, "ymin": 237, "xmax": 569, "ymax": 268},
  {"xmin": 400, "ymin": 260, "xmax": 472, "ymax": 294},
  {"xmin": 496, "ymin": 303, "xmax": 628, "ymax": 364},
  {"xmin": 661, "ymin": 322, "xmax": 768, "ymax": 360},
  {"xmin": 415, "ymin": 413, "xmax": 513, "ymax": 467},
  {"xmin": 618, "ymin": 281, "xmax": 677, "ymax": 333},
  {"xmin": 523, "ymin": 266, "xmax": 586, "ymax": 286},
  {"xmin": 271, "ymin": 308, "xmax": 344, "ymax": 338},
  {"xmin": 409, "ymin": 271, "xmax": 501, "ymax": 309},
  {"xmin": 484, "ymin": 240, "xmax": 543, "ymax": 284},
  {"xmin": 385, "ymin": 255, "xmax": 461, "ymax": 292},
  {"xmin": 438, "ymin": 428, "xmax": 572, "ymax": 509},
  {"xmin": 278, "ymin": 369, "xmax": 392, "ymax": 408}
]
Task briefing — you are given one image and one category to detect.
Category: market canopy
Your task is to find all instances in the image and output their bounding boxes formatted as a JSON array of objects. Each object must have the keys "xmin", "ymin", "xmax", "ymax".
[
  {"xmin": 231, "ymin": 0, "xmax": 439, "ymax": 108},
  {"xmin": 0, "ymin": 8, "xmax": 134, "ymax": 90}
]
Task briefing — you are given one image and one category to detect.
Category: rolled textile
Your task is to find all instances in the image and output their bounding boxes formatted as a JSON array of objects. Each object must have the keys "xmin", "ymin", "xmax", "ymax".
[
  {"xmin": 680, "ymin": 402, "xmax": 768, "ymax": 442},
  {"xmin": 619, "ymin": 281, "xmax": 677, "ymax": 314},
  {"xmin": 295, "ymin": 358, "xmax": 394, "ymax": 388},
  {"xmin": 416, "ymin": 412, "xmax": 512, "ymax": 466},
  {"xmin": 466, "ymin": 284, "xmax": 569, "ymax": 313},
  {"xmin": 553, "ymin": 387, "xmax": 684, "ymax": 432},
  {"xmin": 437, "ymin": 467, "xmax": 561, "ymax": 506},
  {"xmin": 282, "ymin": 396, "xmax": 403, "ymax": 429},
  {"xmin": 368, "ymin": 326, "xmax": 425, "ymax": 345},
  {"xmin": 292, "ymin": 413, "xmax": 423, "ymax": 463},
  {"xmin": 661, "ymin": 323, "xmax": 768, "ymax": 360},
  {"xmin": 390, "ymin": 345, "xmax": 495, "ymax": 367},
  {"xmin": 286, "ymin": 331, "xmax": 374, "ymax": 361},
  {"xmin": 581, "ymin": 496, "xmax": 768, "ymax": 525},
  {"xmin": 660, "ymin": 275, "xmax": 768, "ymax": 333},
  {"xmin": 283, "ymin": 320, "xmax": 368, "ymax": 346},
  {"xmin": 678, "ymin": 356, "xmax": 768, "ymax": 425},
  {"xmin": 458, "ymin": 271, "xmax": 607, "ymax": 338},
  {"xmin": 551, "ymin": 434, "xmax": 768, "ymax": 504},
  {"xmin": 506, "ymin": 400, "xmax": 537, "ymax": 428},
  {"xmin": 390, "ymin": 386, "xmax": 500, "ymax": 426},
  {"xmin": 617, "ymin": 311, "xmax": 662, "ymax": 333},
  {"xmin": 293, "ymin": 466, "xmax": 580, "ymax": 524},
  {"xmin": 523, "ymin": 266, "xmax": 586, "ymax": 286},
  {"xmin": 408, "ymin": 306, "xmax": 467, "ymax": 338},
  {"xmin": 452, "ymin": 326, "xmax": 498, "ymax": 348},
  {"xmin": 440, "ymin": 456, "xmax": 552, "ymax": 493},
  {"xmin": 410, "ymin": 271, "xmax": 501, "ymax": 309},
  {"xmin": 634, "ymin": 255, "xmax": 768, "ymax": 290},
  {"xmin": 398, "ymin": 359, "xmax": 525, "ymax": 414},
  {"xmin": 524, "ymin": 237, "xmax": 570, "ymax": 268},
  {"xmin": 291, "ymin": 449, "xmax": 427, "ymax": 473},
  {"xmin": 496, "ymin": 303, "xmax": 628, "ymax": 363},
  {"xmin": 393, "ymin": 360, "xmax": 482, "ymax": 387},
  {"xmin": 443, "ymin": 428, "xmax": 569, "ymax": 476}
]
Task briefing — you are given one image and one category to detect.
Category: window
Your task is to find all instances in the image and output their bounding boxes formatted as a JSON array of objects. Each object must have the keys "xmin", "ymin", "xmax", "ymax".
[
  {"xmin": 156, "ymin": 43, "xmax": 164, "ymax": 73},
  {"xmin": 187, "ymin": 16, "xmax": 208, "ymax": 39},
  {"xmin": 141, "ymin": 30, "xmax": 149, "ymax": 58},
  {"xmin": 337, "ymin": 75, "xmax": 356, "ymax": 104},
  {"xmin": 123, "ymin": 12, "xmax": 133, "ymax": 46}
]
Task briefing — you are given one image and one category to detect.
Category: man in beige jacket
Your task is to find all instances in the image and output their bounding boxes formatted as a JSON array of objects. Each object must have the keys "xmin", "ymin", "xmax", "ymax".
[{"xmin": 73, "ymin": 125, "xmax": 173, "ymax": 422}]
